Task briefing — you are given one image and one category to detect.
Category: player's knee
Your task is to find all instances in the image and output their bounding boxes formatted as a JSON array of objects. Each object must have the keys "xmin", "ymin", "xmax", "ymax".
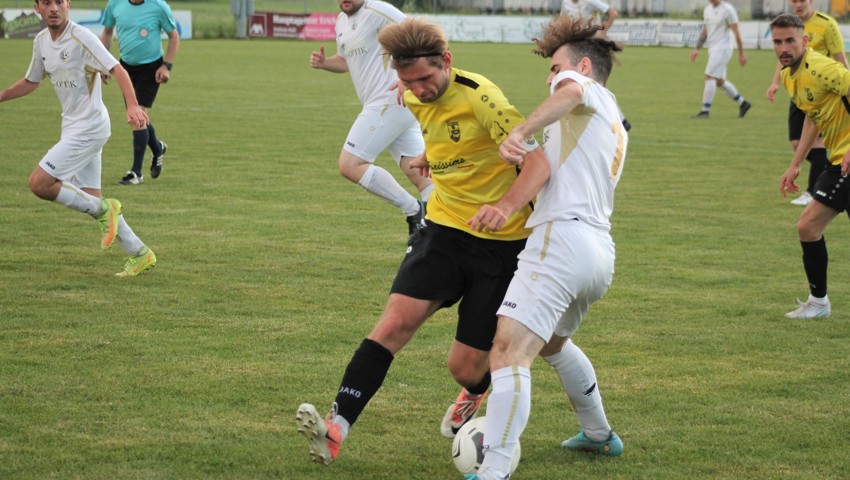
[{"xmin": 28, "ymin": 172, "xmax": 52, "ymax": 200}]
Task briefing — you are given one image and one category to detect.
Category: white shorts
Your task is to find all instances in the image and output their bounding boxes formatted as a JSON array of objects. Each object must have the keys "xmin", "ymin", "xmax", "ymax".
[
  {"xmin": 343, "ymin": 103, "xmax": 424, "ymax": 163},
  {"xmin": 705, "ymin": 45, "xmax": 732, "ymax": 80},
  {"xmin": 497, "ymin": 220, "xmax": 615, "ymax": 342},
  {"xmin": 38, "ymin": 135, "xmax": 108, "ymax": 190}
]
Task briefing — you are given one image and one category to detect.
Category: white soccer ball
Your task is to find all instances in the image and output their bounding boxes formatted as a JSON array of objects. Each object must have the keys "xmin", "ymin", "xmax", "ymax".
[{"xmin": 451, "ymin": 416, "xmax": 521, "ymax": 475}]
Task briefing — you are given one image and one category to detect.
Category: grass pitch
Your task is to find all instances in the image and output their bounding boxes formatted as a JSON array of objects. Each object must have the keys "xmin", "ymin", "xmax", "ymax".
[{"xmin": 1, "ymin": 38, "xmax": 849, "ymax": 479}]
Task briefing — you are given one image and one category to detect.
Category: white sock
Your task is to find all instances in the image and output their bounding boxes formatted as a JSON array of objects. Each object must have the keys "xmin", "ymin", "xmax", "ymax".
[
  {"xmin": 809, "ymin": 294, "xmax": 829, "ymax": 304},
  {"xmin": 720, "ymin": 81, "xmax": 743, "ymax": 105},
  {"xmin": 54, "ymin": 182, "xmax": 102, "ymax": 216},
  {"xmin": 701, "ymin": 79, "xmax": 716, "ymax": 111},
  {"xmin": 358, "ymin": 165, "xmax": 420, "ymax": 216},
  {"xmin": 420, "ymin": 183, "xmax": 435, "ymax": 203},
  {"xmin": 114, "ymin": 214, "xmax": 145, "ymax": 255},
  {"xmin": 478, "ymin": 366, "xmax": 530, "ymax": 477},
  {"xmin": 543, "ymin": 339, "xmax": 611, "ymax": 441}
]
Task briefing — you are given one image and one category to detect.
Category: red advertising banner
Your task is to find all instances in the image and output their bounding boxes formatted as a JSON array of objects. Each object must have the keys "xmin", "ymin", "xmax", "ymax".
[{"xmin": 248, "ymin": 12, "xmax": 336, "ymax": 40}]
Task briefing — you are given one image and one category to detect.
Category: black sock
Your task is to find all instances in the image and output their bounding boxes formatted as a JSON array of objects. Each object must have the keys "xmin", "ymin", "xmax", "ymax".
[
  {"xmin": 465, "ymin": 372, "xmax": 490, "ymax": 396},
  {"xmin": 147, "ymin": 122, "xmax": 162, "ymax": 155},
  {"xmin": 806, "ymin": 148, "xmax": 828, "ymax": 194},
  {"xmin": 801, "ymin": 237, "xmax": 828, "ymax": 298},
  {"xmin": 334, "ymin": 338, "xmax": 394, "ymax": 427},
  {"xmin": 132, "ymin": 129, "xmax": 149, "ymax": 175}
]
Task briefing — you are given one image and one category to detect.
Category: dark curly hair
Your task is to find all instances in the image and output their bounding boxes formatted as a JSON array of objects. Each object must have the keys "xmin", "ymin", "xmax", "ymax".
[{"xmin": 532, "ymin": 16, "xmax": 623, "ymax": 83}]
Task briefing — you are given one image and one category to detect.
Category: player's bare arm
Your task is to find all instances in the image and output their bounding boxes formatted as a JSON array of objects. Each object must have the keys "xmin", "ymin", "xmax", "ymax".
[
  {"xmin": 500, "ymin": 79, "xmax": 584, "ymax": 165},
  {"xmin": 156, "ymin": 29, "xmax": 180, "ymax": 84},
  {"xmin": 0, "ymin": 78, "xmax": 39, "ymax": 102},
  {"xmin": 309, "ymin": 45, "xmax": 349, "ymax": 73},
  {"xmin": 781, "ymin": 116, "xmax": 818, "ymax": 195},
  {"xmin": 766, "ymin": 62, "xmax": 782, "ymax": 102},
  {"xmin": 111, "ymin": 65, "xmax": 149, "ymax": 129},
  {"xmin": 731, "ymin": 23, "xmax": 747, "ymax": 65},
  {"xmin": 690, "ymin": 27, "xmax": 707, "ymax": 61},
  {"xmin": 99, "ymin": 26, "xmax": 115, "ymax": 84},
  {"xmin": 468, "ymin": 149, "xmax": 550, "ymax": 233}
]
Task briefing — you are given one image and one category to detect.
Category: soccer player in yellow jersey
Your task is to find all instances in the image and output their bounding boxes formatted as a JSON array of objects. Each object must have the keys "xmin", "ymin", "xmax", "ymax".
[
  {"xmin": 767, "ymin": 0, "xmax": 848, "ymax": 206},
  {"xmin": 772, "ymin": 13, "xmax": 850, "ymax": 318},
  {"xmin": 295, "ymin": 18, "xmax": 549, "ymax": 466}
]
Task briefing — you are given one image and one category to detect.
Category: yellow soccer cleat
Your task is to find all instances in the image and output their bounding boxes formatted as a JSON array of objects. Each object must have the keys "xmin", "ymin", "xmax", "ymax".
[
  {"xmin": 97, "ymin": 198, "xmax": 122, "ymax": 249},
  {"xmin": 115, "ymin": 247, "xmax": 157, "ymax": 277}
]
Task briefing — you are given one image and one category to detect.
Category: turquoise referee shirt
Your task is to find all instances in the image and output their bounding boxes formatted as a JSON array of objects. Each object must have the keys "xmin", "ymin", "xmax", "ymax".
[{"xmin": 102, "ymin": 0, "xmax": 177, "ymax": 65}]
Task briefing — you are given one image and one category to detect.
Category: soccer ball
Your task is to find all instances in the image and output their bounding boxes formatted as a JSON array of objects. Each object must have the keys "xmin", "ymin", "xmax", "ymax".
[{"xmin": 451, "ymin": 416, "xmax": 521, "ymax": 475}]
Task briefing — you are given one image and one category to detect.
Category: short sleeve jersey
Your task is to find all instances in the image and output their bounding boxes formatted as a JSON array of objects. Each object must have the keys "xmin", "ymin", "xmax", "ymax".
[
  {"xmin": 781, "ymin": 49, "xmax": 850, "ymax": 164},
  {"xmin": 560, "ymin": 0, "xmax": 610, "ymax": 25},
  {"xmin": 102, "ymin": 0, "xmax": 176, "ymax": 65},
  {"xmin": 530, "ymin": 70, "xmax": 627, "ymax": 232},
  {"xmin": 26, "ymin": 22, "xmax": 119, "ymax": 139},
  {"xmin": 804, "ymin": 12, "xmax": 845, "ymax": 59},
  {"xmin": 702, "ymin": 1, "xmax": 738, "ymax": 50},
  {"xmin": 335, "ymin": 0, "xmax": 404, "ymax": 106},
  {"xmin": 404, "ymin": 68, "xmax": 533, "ymax": 241}
]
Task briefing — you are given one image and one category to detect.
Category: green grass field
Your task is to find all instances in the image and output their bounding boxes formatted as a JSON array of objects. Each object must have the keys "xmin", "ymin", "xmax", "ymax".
[{"xmin": 1, "ymin": 38, "xmax": 850, "ymax": 479}]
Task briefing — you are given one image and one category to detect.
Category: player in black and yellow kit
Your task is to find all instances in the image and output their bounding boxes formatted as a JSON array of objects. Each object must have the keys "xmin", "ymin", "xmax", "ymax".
[
  {"xmin": 295, "ymin": 18, "xmax": 551, "ymax": 465},
  {"xmin": 772, "ymin": 13, "xmax": 850, "ymax": 318},
  {"xmin": 767, "ymin": 0, "xmax": 848, "ymax": 206}
]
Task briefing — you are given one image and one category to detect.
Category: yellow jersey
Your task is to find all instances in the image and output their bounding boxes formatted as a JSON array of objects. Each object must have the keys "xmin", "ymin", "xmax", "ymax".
[
  {"xmin": 405, "ymin": 68, "xmax": 532, "ymax": 240},
  {"xmin": 781, "ymin": 49, "xmax": 850, "ymax": 164},
  {"xmin": 804, "ymin": 12, "xmax": 844, "ymax": 59}
]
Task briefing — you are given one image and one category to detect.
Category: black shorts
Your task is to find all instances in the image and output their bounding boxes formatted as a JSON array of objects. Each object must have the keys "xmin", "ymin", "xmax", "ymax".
[
  {"xmin": 813, "ymin": 163, "xmax": 850, "ymax": 212},
  {"xmin": 788, "ymin": 100, "xmax": 805, "ymax": 142},
  {"xmin": 121, "ymin": 58, "xmax": 163, "ymax": 108},
  {"xmin": 390, "ymin": 221, "xmax": 526, "ymax": 351}
]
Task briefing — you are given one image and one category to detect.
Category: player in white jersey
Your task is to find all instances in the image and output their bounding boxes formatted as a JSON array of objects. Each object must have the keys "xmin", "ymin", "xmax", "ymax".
[
  {"xmin": 465, "ymin": 17, "xmax": 626, "ymax": 479},
  {"xmin": 0, "ymin": 0, "xmax": 157, "ymax": 277},
  {"xmin": 309, "ymin": 0, "xmax": 432, "ymax": 238},
  {"xmin": 689, "ymin": 0, "xmax": 751, "ymax": 119},
  {"xmin": 561, "ymin": 0, "xmax": 618, "ymax": 33}
]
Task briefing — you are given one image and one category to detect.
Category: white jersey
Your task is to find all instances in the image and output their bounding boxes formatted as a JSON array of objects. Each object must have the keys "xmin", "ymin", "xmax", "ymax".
[
  {"xmin": 561, "ymin": 0, "xmax": 610, "ymax": 25},
  {"xmin": 702, "ymin": 1, "xmax": 738, "ymax": 50},
  {"xmin": 529, "ymin": 70, "xmax": 627, "ymax": 232},
  {"xmin": 26, "ymin": 22, "xmax": 118, "ymax": 140},
  {"xmin": 335, "ymin": 0, "xmax": 405, "ymax": 106}
]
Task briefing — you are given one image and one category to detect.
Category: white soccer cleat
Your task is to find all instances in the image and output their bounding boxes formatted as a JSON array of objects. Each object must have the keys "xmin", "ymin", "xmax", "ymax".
[
  {"xmin": 785, "ymin": 296, "xmax": 830, "ymax": 318},
  {"xmin": 790, "ymin": 192, "xmax": 813, "ymax": 206}
]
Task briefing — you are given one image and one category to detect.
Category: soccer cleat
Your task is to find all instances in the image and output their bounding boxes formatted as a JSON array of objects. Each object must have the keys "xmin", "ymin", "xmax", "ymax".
[
  {"xmin": 117, "ymin": 171, "xmax": 143, "ymax": 185},
  {"xmin": 97, "ymin": 198, "xmax": 122, "ymax": 250},
  {"xmin": 691, "ymin": 111, "xmax": 710, "ymax": 119},
  {"xmin": 115, "ymin": 247, "xmax": 157, "ymax": 277},
  {"xmin": 406, "ymin": 201, "xmax": 425, "ymax": 236},
  {"xmin": 785, "ymin": 297, "xmax": 830, "ymax": 318},
  {"xmin": 441, "ymin": 389, "xmax": 487, "ymax": 438},
  {"xmin": 790, "ymin": 191, "xmax": 813, "ymax": 206},
  {"xmin": 296, "ymin": 402, "xmax": 342, "ymax": 466},
  {"xmin": 151, "ymin": 141, "xmax": 167, "ymax": 179},
  {"xmin": 561, "ymin": 429, "xmax": 623, "ymax": 456},
  {"xmin": 739, "ymin": 100, "xmax": 752, "ymax": 118}
]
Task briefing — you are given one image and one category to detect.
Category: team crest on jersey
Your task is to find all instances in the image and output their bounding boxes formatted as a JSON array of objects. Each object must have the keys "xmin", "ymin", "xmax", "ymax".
[
  {"xmin": 60, "ymin": 50, "xmax": 70, "ymax": 62},
  {"xmin": 351, "ymin": 22, "xmax": 358, "ymax": 31},
  {"xmin": 140, "ymin": 28, "xmax": 149, "ymax": 38},
  {"xmin": 446, "ymin": 121, "xmax": 461, "ymax": 142}
]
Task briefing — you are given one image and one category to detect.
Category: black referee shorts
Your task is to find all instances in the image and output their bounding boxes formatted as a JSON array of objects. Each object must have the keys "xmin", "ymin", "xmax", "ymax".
[
  {"xmin": 391, "ymin": 221, "xmax": 526, "ymax": 351},
  {"xmin": 120, "ymin": 58, "xmax": 163, "ymax": 108}
]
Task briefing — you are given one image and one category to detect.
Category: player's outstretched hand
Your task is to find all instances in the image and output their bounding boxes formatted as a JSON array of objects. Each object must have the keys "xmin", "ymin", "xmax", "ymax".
[
  {"xmin": 127, "ymin": 105, "xmax": 149, "ymax": 130},
  {"xmin": 738, "ymin": 52, "xmax": 748, "ymax": 66},
  {"xmin": 390, "ymin": 80, "xmax": 407, "ymax": 106},
  {"xmin": 468, "ymin": 204, "xmax": 509, "ymax": 233},
  {"xmin": 310, "ymin": 45, "xmax": 326, "ymax": 69},
  {"xmin": 779, "ymin": 166, "xmax": 801, "ymax": 197},
  {"xmin": 499, "ymin": 132, "xmax": 529, "ymax": 166},
  {"xmin": 408, "ymin": 152, "xmax": 431, "ymax": 178},
  {"xmin": 766, "ymin": 83, "xmax": 778, "ymax": 103}
]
